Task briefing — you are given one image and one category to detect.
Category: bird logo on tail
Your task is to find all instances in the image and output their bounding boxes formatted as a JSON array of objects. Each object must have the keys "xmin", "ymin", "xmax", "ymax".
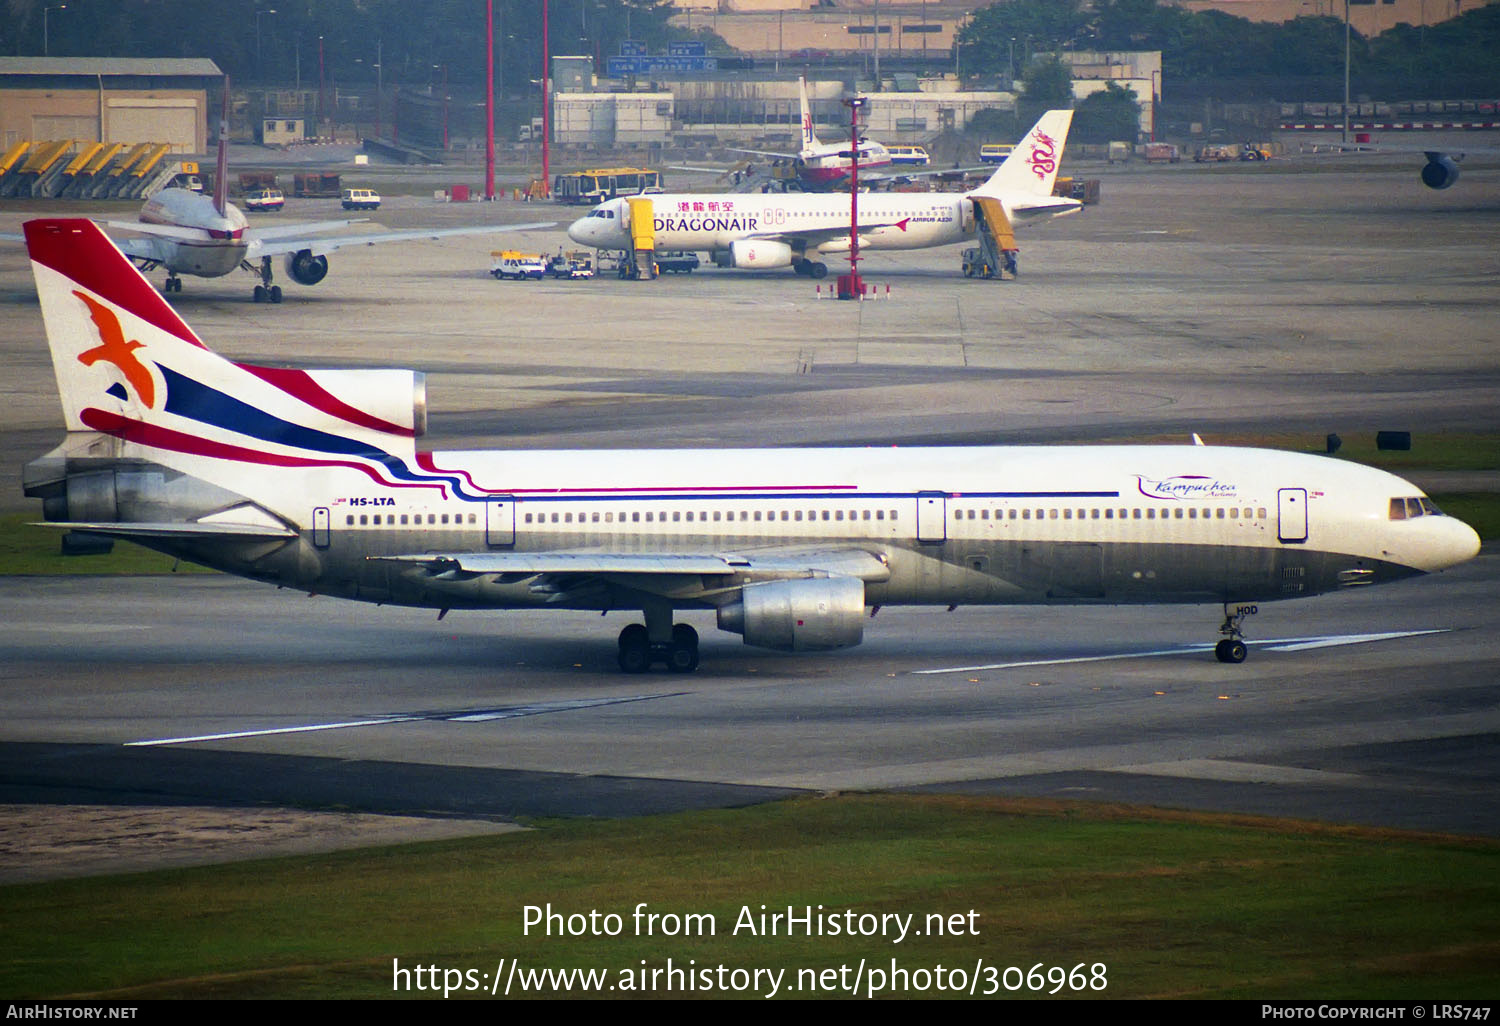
[{"xmin": 73, "ymin": 291, "xmax": 157, "ymax": 408}]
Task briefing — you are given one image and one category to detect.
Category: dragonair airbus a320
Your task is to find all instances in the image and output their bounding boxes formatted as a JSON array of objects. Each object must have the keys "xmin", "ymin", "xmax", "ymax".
[
  {"xmin": 22, "ymin": 218, "xmax": 1479, "ymax": 672},
  {"xmin": 571, "ymin": 110, "xmax": 1082, "ymax": 278}
]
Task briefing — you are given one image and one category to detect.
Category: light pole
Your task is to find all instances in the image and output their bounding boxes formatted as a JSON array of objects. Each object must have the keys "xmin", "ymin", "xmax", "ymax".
[
  {"xmin": 838, "ymin": 95, "xmax": 867, "ymax": 301},
  {"xmin": 255, "ymin": 8, "xmax": 277, "ymax": 80},
  {"xmin": 1342, "ymin": 0, "xmax": 1351, "ymax": 143},
  {"xmin": 43, "ymin": 4, "xmax": 66, "ymax": 57},
  {"xmin": 1150, "ymin": 68, "xmax": 1160, "ymax": 142}
]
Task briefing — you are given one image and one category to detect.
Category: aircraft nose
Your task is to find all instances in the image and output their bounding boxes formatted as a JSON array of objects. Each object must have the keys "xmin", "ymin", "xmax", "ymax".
[
  {"xmin": 566, "ymin": 214, "xmax": 595, "ymax": 246},
  {"xmin": 1415, "ymin": 515, "xmax": 1482, "ymax": 572}
]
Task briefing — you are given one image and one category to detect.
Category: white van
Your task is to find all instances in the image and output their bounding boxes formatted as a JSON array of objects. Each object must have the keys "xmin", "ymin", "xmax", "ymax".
[
  {"xmin": 341, "ymin": 187, "xmax": 381, "ymax": 210},
  {"xmin": 886, "ymin": 145, "xmax": 930, "ymax": 167}
]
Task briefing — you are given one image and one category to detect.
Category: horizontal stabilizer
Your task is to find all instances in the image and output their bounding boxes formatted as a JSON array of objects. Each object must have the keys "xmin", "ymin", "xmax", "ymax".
[{"xmin": 33, "ymin": 520, "xmax": 297, "ymax": 540}]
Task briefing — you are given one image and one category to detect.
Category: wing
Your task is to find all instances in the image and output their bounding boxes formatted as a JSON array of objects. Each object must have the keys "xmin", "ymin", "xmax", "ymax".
[
  {"xmin": 727, "ymin": 147, "xmax": 797, "ymax": 160},
  {"xmin": 104, "ymin": 220, "xmax": 213, "ymax": 243},
  {"xmin": 244, "ymin": 221, "xmax": 557, "ymax": 260},
  {"xmin": 370, "ymin": 545, "xmax": 890, "ymax": 604}
]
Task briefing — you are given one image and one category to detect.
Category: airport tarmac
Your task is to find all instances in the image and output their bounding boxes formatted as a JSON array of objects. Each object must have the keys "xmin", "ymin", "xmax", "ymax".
[{"xmin": 0, "ymin": 155, "xmax": 1497, "ymax": 875}]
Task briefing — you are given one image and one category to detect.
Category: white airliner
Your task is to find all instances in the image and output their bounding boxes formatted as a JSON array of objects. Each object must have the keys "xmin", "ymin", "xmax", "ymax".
[
  {"xmin": 570, "ymin": 110, "xmax": 1082, "ymax": 278},
  {"xmin": 107, "ymin": 106, "xmax": 551, "ymax": 302},
  {"xmin": 22, "ymin": 217, "xmax": 1479, "ymax": 673},
  {"xmin": 725, "ymin": 76, "xmax": 894, "ymax": 191}
]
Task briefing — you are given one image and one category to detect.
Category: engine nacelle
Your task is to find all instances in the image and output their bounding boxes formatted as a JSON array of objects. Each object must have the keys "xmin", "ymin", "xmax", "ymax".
[
  {"xmin": 284, "ymin": 249, "xmax": 330, "ymax": 285},
  {"xmin": 1421, "ymin": 153, "xmax": 1460, "ymax": 190},
  {"xmin": 235, "ymin": 366, "xmax": 428, "ymax": 437},
  {"xmin": 717, "ymin": 576, "xmax": 866, "ymax": 651},
  {"xmin": 724, "ymin": 239, "xmax": 794, "ymax": 270}
]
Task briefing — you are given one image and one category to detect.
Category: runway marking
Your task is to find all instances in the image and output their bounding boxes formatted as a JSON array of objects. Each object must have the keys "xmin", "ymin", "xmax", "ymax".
[
  {"xmin": 125, "ymin": 693, "xmax": 683, "ymax": 747},
  {"xmin": 912, "ymin": 629, "xmax": 1451, "ymax": 675}
]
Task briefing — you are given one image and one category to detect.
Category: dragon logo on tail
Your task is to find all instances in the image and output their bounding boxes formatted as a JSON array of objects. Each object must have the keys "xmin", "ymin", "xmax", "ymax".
[{"xmin": 1026, "ymin": 130, "xmax": 1059, "ymax": 181}]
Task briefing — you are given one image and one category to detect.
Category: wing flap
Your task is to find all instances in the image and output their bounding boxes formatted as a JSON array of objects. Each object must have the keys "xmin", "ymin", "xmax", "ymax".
[{"xmin": 371, "ymin": 547, "xmax": 890, "ymax": 582}]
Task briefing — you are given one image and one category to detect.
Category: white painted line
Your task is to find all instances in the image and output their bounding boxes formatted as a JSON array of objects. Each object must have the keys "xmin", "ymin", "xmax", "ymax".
[
  {"xmin": 125, "ymin": 694, "xmax": 681, "ymax": 747},
  {"xmin": 913, "ymin": 629, "xmax": 1452, "ymax": 675},
  {"xmin": 126, "ymin": 717, "xmax": 418, "ymax": 746},
  {"xmin": 1262, "ymin": 629, "xmax": 1448, "ymax": 652}
]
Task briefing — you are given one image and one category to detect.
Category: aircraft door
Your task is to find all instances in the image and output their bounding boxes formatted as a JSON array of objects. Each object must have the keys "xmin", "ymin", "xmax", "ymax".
[
  {"xmin": 312, "ymin": 507, "xmax": 330, "ymax": 548},
  {"xmin": 916, "ymin": 491, "xmax": 948, "ymax": 544},
  {"xmin": 486, "ymin": 496, "xmax": 517, "ymax": 548},
  {"xmin": 1277, "ymin": 488, "xmax": 1308, "ymax": 544}
]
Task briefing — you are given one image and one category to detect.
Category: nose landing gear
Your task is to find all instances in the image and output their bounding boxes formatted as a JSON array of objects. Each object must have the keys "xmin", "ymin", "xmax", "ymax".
[{"xmin": 1215, "ymin": 603, "xmax": 1257, "ymax": 663}]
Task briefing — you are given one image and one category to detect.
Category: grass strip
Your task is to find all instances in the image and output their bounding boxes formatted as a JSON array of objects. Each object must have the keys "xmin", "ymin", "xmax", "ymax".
[{"xmin": 1, "ymin": 794, "xmax": 1496, "ymax": 999}]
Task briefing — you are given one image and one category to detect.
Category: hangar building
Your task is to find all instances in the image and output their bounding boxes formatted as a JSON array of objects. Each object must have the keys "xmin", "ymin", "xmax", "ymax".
[{"xmin": 0, "ymin": 57, "xmax": 223, "ymax": 154}]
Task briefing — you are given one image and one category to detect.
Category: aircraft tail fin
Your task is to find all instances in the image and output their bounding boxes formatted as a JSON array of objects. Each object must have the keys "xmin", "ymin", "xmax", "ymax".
[
  {"xmin": 212, "ymin": 76, "xmax": 230, "ymax": 217},
  {"xmin": 25, "ymin": 218, "xmax": 424, "ymax": 500},
  {"xmin": 799, "ymin": 75, "xmax": 820, "ymax": 154},
  {"xmin": 970, "ymin": 109, "xmax": 1074, "ymax": 200}
]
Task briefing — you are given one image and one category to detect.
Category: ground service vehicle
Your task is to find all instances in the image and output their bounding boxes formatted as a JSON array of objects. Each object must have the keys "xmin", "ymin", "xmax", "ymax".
[
  {"xmin": 552, "ymin": 168, "xmax": 664, "ymax": 206},
  {"xmin": 491, "ymin": 251, "xmax": 547, "ymax": 280},
  {"xmin": 548, "ymin": 253, "xmax": 594, "ymax": 279},
  {"xmin": 886, "ymin": 145, "xmax": 931, "ymax": 167},
  {"xmin": 979, "ymin": 144, "xmax": 1014, "ymax": 164},
  {"xmin": 243, "ymin": 188, "xmax": 285, "ymax": 212},
  {"xmin": 655, "ymin": 251, "xmax": 701, "ymax": 274},
  {"xmin": 341, "ymin": 187, "xmax": 381, "ymax": 210}
]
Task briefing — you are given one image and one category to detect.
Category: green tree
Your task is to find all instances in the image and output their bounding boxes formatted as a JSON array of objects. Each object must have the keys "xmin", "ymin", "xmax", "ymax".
[
  {"xmin": 1017, "ymin": 54, "xmax": 1073, "ymax": 127},
  {"xmin": 1073, "ymin": 81, "xmax": 1142, "ymax": 144},
  {"xmin": 957, "ymin": 0, "xmax": 1089, "ymax": 77}
]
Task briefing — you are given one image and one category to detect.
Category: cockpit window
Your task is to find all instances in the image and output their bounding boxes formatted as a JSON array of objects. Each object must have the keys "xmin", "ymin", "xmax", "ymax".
[{"xmin": 1389, "ymin": 496, "xmax": 1444, "ymax": 520}]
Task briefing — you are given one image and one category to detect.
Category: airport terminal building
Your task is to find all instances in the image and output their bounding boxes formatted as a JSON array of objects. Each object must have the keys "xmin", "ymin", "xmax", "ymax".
[{"xmin": 0, "ymin": 57, "xmax": 222, "ymax": 154}]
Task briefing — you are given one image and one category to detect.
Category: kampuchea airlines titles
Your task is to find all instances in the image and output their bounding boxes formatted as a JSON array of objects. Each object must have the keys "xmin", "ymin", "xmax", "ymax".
[{"xmin": 21, "ymin": 218, "xmax": 1479, "ymax": 673}]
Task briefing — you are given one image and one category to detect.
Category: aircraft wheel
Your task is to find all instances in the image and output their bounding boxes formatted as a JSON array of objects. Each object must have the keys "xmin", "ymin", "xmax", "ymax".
[
  {"xmin": 665, "ymin": 624, "xmax": 700, "ymax": 674},
  {"xmin": 809, "ymin": 262, "xmax": 828, "ymax": 279},
  {"xmin": 792, "ymin": 260, "xmax": 808, "ymax": 276},
  {"xmin": 269, "ymin": 285, "xmax": 283, "ymax": 303},
  {"xmin": 253, "ymin": 285, "xmax": 266, "ymax": 303},
  {"xmin": 1215, "ymin": 639, "xmax": 1247, "ymax": 664},
  {"xmin": 617, "ymin": 624, "xmax": 651, "ymax": 674}
]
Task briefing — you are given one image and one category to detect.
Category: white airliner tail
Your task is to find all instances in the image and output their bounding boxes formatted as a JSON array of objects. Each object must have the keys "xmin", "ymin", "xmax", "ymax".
[
  {"xmin": 26, "ymin": 218, "xmax": 424, "ymax": 507},
  {"xmin": 798, "ymin": 75, "xmax": 820, "ymax": 154},
  {"xmin": 970, "ymin": 109, "xmax": 1074, "ymax": 200}
]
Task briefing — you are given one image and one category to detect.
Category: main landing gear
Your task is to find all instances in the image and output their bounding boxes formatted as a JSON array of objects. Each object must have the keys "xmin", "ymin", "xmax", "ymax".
[
  {"xmin": 1215, "ymin": 603, "xmax": 1257, "ymax": 663},
  {"xmin": 163, "ymin": 273, "xmax": 183, "ymax": 293},
  {"xmin": 251, "ymin": 256, "xmax": 283, "ymax": 303},
  {"xmin": 617, "ymin": 620, "xmax": 700, "ymax": 674},
  {"xmin": 792, "ymin": 258, "xmax": 828, "ymax": 279}
]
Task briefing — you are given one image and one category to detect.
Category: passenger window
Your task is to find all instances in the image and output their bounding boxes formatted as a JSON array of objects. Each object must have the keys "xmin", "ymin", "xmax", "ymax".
[
  {"xmin": 346, "ymin": 515, "xmax": 354, "ymax": 525},
  {"xmin": 360, "ymin": 515, "xmax": 368, "ymax": 525}
]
